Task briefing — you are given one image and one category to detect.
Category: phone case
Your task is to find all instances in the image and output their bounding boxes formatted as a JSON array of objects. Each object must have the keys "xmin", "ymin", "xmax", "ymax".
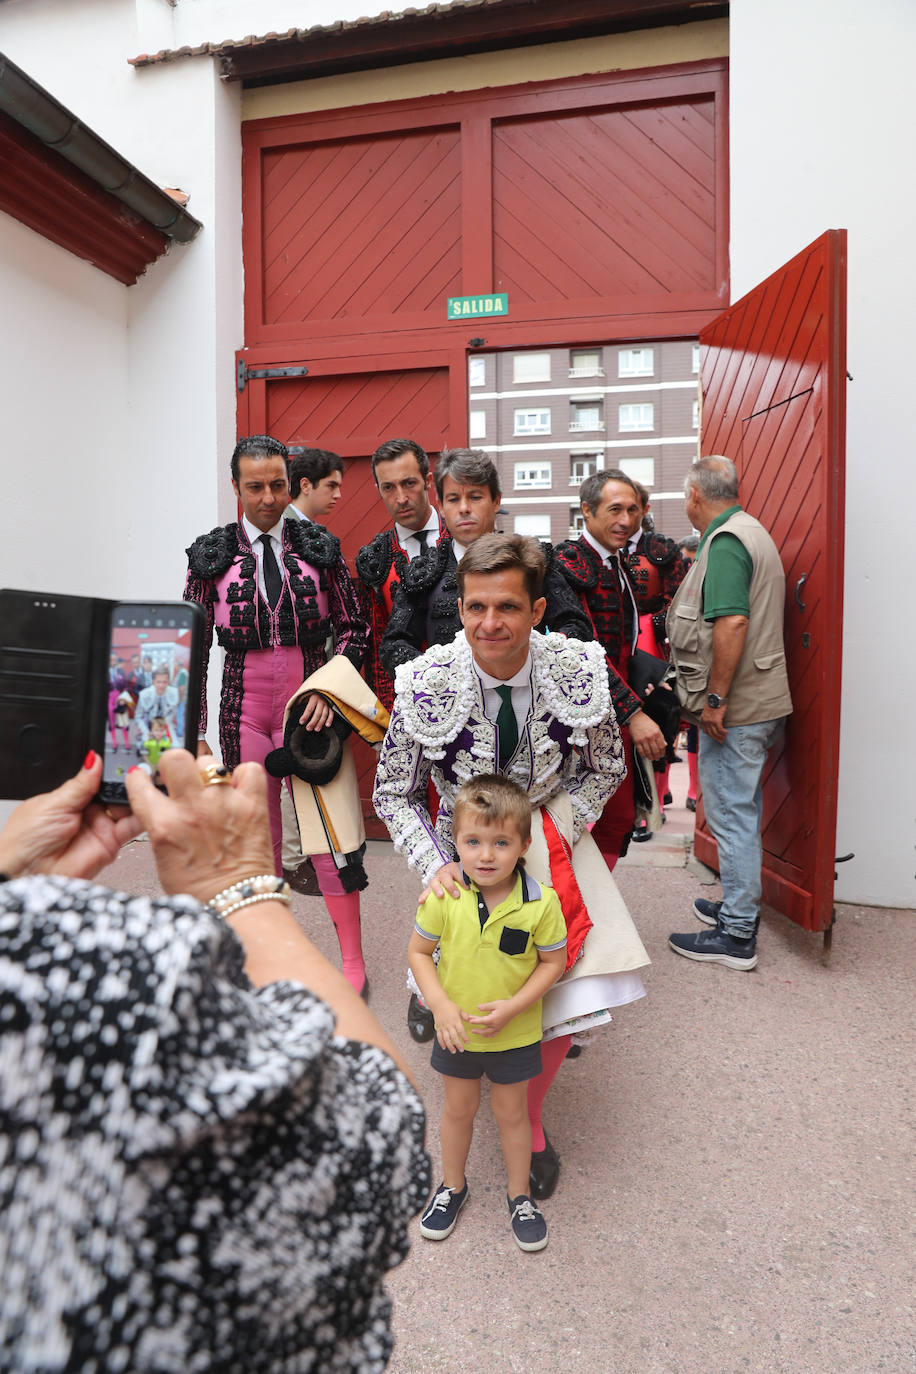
[{"xmin": 0, "ymin": 589, "xmax": 113, "ymax": 799}]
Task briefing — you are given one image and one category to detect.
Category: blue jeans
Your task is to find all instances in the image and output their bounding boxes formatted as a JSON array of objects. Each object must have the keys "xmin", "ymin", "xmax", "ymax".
[{"xmin": 698, "ymin": 718, "xmax": 785, "ymax": 938}]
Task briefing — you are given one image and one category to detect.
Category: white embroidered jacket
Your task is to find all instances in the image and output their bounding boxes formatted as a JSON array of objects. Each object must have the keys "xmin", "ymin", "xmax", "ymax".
[{"xmin": 372, "ymin": 631, "xmax": 625, "ymax": 883}]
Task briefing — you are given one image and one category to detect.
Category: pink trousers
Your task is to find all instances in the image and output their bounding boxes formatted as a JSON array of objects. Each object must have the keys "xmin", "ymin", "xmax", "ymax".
[{"xmin": 238, "ymin": 645, "xmax": 347, "ymax": 897}]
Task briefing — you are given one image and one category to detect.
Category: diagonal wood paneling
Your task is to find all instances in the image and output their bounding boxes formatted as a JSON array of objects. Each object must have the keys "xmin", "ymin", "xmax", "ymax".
[
  {"xmin": 492, "ymin": 97, "xmax": 717, "ymax": 304},
  {"xmin": 261, "ymin": 129, "xmax": 462, "ymax": 327},
  {"xmin": 265, "ymin": 366, "xmax": 450, "ymax": 566},
  {"xmin": 696, "ymin": 231, "xmax": 847, "ymax": 933}
]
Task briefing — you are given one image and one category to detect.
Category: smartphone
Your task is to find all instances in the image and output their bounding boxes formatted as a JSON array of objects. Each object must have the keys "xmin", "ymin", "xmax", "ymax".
[
  {"xmin": 0, "ymin": 590, "xmax": 204, "ymax": 803},
  {"xmin": 98, "ymin": 602, "xmax": 205, "ymax": 805}
]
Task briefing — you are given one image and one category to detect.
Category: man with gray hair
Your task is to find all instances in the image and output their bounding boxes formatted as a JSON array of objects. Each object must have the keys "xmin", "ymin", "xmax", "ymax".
[{"xmin": 666, "ymin": 456, "xmax": 793, "ymax": 970}]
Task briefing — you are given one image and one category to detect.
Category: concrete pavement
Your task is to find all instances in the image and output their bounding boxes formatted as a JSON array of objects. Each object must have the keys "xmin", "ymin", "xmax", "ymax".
[{"xmin": 105, "ymin": 758, "xmax": 915, "ymax": 1374}]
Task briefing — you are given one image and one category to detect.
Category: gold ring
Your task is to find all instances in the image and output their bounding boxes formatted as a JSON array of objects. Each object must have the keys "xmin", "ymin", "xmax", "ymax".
[{"xmin": 201, "ymin": 763, "xmax": 232, "ymax": 788}]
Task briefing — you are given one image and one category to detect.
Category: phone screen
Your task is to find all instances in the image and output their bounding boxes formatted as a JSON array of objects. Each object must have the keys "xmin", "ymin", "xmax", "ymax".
[{"xmin": 102, "ymin": 603, "xmax": 200, "ymax": 798}]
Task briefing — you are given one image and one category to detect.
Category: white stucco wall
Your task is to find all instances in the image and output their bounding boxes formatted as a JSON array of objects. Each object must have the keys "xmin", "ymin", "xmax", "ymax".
[
  {"xmin": 0, "ymin": 212, "xmax": 129, "ymax": 595},
  {"xmin": 729, "ymin": 0, "xmax": 916, "ymax": 908},
  {"xmin": 0, "ymin": 0, "xmax": 242, "ymax": 776}
]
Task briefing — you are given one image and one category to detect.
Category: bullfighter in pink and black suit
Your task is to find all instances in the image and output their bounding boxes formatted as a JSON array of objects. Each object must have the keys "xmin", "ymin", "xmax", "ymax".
[{"xmin": 183, "ymin": 434, "xmax": 371, "ymax": 993}]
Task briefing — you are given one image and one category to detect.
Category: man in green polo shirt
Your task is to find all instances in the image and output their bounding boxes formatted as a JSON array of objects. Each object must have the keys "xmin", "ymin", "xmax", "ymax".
[{"xmin": 665, "ymin": 457, "xmax": 793, "ymax": 970}]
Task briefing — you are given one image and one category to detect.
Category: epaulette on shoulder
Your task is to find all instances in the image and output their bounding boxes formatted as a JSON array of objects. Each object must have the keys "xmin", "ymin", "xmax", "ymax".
[
  {"xmin": 553, "ymin": 539, "xmax": 599, "ymax": 590},
  {"xmin": 642, "ymin": 532, "xmax": 682, "ymax": 566},
  {"xmin": 186, "ymin": 524, "xmax": 239, "ymax": 579},
  {"xmin": 355, "ymin": 529, "xmax": 396, "ymax": 587},
  {"xmin": 392, "ymin": 636, "xmax": 472, "ymax": 756},
  {"xmin": 286, "ymin": 517, "xmax": 341, "ymax": 568}
]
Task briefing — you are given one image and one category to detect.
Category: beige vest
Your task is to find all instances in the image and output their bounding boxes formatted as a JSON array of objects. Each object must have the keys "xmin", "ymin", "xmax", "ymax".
[{"xmin": 666, "ymin": 510, "xmax": 793, "ymax": 726}]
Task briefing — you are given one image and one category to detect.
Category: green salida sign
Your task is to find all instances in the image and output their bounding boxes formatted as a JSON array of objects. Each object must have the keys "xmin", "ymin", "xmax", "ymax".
[{"xmin": 447, "ymin": 293, "xmax": 508, "ymax": 320}]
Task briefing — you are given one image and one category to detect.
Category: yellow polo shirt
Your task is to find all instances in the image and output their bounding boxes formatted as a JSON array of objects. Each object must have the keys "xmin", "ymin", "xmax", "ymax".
[{"xmin": 415, "ymin": 871, "xmax": 567, "ymax": 1052}]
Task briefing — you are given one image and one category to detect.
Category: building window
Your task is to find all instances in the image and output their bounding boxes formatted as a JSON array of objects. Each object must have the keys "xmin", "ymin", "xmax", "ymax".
[
  {"xmin": 514, "ymin": 514, "xmax": 552, "ymax": 538},
  {"xmin": 692, "ymin": 343, "xmax": 700, "ymax": 374},
  {"xmin": 619, "ymin": 457, "xmax": 655, "ymax": 486},
  {"xmin": 692, "ymin": 399, "xmax": 699, "ymax": 430},
  {"xmin": 514, "ymin": 462, "xmax": 552, "ymax": 489},
  {"xmin": 514, "ymin": 409, "xmax": 551, "ymax": 436},
  {"xmin": 619, "ymin": 403, "xmax": 654, "ymax": 432},
  {"xmin": 569, "ymin": 455, "xmax": 599, "ymax": 484},
  {"xmin": 618, "ymin": 347, "xmax": 654, "ymax": 377},
  {"xmin": 569, "ymin": 349, "xmax": 603, "ymax": 378},
  {"xmin": 469, "ymin": 410, "xmax": 487, "ymax": 439},
  {"xmin": 468, "ymin": 356, "xmax": 486, "ymax": 387},
  {"xmin": 569, "ymin": 402, "xmax": 603, "ymax": 432},
  {"xmin": 513, "ymin": 352, "xmax": 551, "ymax": 384},
  {"xmin": 569, "ymin": 508, "xmax": 586, "ymax": 536}
]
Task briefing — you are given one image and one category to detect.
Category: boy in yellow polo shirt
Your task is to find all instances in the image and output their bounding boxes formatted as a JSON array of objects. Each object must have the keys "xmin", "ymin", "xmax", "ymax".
[{"xmin": 409, "ymin": 775, "xmax": 566, "ymax": 1252}]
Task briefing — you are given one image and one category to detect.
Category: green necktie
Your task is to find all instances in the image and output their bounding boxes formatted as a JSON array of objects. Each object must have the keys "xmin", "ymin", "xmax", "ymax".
[{"xmin": 495, "ymin": 685, "xmax": 518, "ymax": 769}]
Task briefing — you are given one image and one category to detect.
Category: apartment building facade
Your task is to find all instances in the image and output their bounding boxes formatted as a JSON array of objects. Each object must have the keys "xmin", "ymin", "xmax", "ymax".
[{"xmin": 468, "ymin": 340, "xmax": 701, "ymax": 544}]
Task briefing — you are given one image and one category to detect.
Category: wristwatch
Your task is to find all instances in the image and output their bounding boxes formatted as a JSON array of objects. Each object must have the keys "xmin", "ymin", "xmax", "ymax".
[{"xmin": 707, "ymin": 693, "xmax": 727, "ymax": 709}]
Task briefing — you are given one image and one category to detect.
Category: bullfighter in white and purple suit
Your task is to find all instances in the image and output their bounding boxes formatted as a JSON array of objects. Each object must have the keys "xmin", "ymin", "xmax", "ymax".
[
  {"xmin": 183, "ymin": 434, "xmax": 370, "ymax": 992},
  {"xmin": 373, "ymin": 532, "xmax": 649, "ymax": 1200}
]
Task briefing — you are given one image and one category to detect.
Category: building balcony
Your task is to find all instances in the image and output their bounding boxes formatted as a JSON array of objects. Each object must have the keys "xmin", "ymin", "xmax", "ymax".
[
  {"xmin": 568, "ymin": 366, "xmax": 605, "ymax": 377},
  {"xmin": 569, "ymin": 420, "xmax": 605, "ymax": 432}
]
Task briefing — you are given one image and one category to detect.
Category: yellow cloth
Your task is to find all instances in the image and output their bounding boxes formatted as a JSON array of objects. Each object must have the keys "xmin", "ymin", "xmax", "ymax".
[{"xmin": 283, "ymin": 656, "xmax": 387, "ymax": 857}]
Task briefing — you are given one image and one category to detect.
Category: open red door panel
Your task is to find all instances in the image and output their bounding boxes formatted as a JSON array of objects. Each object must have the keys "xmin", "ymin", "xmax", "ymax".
[{"xmin": 694, "ymin": 230, "xmax": 847, "ymax": 933}]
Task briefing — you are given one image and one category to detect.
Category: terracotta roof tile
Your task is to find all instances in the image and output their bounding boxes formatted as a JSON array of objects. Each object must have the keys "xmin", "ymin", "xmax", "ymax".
[{"xmin": 128, "ymin": 0, "xmax": 497, "ymax": 68}]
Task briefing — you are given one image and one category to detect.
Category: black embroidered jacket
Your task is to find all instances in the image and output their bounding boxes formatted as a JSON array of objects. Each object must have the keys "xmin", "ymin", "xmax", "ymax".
[
  {"xmin": 183, "ymin": 520, "xmax": 367, "ymax": 765},
  {"xmin": 379, "ymin": 534, "xmax": 593, "ymax": 683}
]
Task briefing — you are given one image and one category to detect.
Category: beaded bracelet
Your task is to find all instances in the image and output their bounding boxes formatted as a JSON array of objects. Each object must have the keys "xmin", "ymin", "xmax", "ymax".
[{"xmin": 205, "ymin": 875, "xmax": 291, "ymax": 920}]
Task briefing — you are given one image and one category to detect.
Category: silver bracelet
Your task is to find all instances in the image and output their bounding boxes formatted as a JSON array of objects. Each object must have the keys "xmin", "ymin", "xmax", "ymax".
[{"xmin": 205, "ymin": 875, "xmax": 291, "ymax": 920}]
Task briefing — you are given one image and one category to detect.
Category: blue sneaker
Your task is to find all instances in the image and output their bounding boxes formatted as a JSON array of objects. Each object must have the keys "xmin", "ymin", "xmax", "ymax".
[
  {"xmin": 508, "ymin": 1194, "xmax": 548, "ymax": 1252},
  {"xmin": 668, "ymin": 926, "xmax": 758, "ymax": 970},
  {"xmin": 693, "ymin": 897, "xmax": 722, "ymax": 926},
  {"xmin": 420, "ymin": 1181, "xmax": 468, "ymax": 1240}
]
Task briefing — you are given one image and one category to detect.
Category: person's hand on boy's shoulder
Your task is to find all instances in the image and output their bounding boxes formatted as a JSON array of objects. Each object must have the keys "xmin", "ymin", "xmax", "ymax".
[{"xmin": 418, "ymin": 862, "xmax": 466, "ymax": 904}]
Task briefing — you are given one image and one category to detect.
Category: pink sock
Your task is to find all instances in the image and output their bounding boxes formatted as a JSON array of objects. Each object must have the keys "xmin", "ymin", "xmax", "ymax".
[
  {"xmin": 312, "ymin": 852, "xmax": 366, "ymax": 992},
  {"xmin": 323, "ymin": 894, "xmax": 365, "ymax": 991},
  {"xmin": 527, "ymin": 1033, "xmax": 572, "ymax": 1152}
]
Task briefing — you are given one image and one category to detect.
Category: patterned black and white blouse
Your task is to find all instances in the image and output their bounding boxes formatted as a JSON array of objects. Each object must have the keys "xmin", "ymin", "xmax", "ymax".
[{"xmin": 0, "ymin": 875, "xmax": 430, "ymax": 1371}]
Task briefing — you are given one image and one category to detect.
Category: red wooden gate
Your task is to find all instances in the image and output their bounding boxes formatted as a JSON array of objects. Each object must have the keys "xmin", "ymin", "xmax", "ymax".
[
  {"xmin": 239, "ymin": 61, "xmax": 730, "ymax": 826},
  {"xmin": 694, "ymin": 230, "xmax": 847, "ymax": 934}
]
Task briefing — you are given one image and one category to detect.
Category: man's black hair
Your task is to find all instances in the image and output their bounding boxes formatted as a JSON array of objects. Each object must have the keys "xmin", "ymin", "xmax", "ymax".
[
  {"xmin": 288, "ymin": 448, "xmax": 344, "ymax": 498},
  {"xmin": 371, "ymin": 438, "xmax": 430, "ymax": 481},
  {"xmin": 231, "ymin": 435, "xmax": 289, "ymax": 484}
]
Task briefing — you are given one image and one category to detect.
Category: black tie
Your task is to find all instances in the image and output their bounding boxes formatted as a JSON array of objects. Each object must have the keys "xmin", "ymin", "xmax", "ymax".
[
  {"xmin": 415, "ymin": 529, "xmax": 430, "ymax": 550},
  {"xmin": 259, "ymin": 533, "xmax": 282, "ymax": 609},
  {"xmin": 495, "ymin": 685, "xmax": 519, "ymax": 769}
]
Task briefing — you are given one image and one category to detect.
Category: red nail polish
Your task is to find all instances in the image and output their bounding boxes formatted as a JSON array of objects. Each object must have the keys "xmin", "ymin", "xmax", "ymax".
[
  {"xmin": 83, "ymin": 751, "xmax": 97, "ymax": 770},
  {"xmin": 127, "ymin": 766, "xmax": 140, "ymax": 775}
]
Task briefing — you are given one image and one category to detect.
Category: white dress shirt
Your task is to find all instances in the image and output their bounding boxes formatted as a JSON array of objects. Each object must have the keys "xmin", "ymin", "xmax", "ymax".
[
  {"xmin": 582, "ymin": 528, "xmax": 639, "ymax": 649},
  {"xmin": 472, "ymin": 647, "xmax": 533, "ymax": 735},
  {"xmin": 242, "ymin": 514, "xmax": 285, "ymax": 602},
  {"xmin": 395, "ymin": 510, "xmax": 440, "ymax": 561}
]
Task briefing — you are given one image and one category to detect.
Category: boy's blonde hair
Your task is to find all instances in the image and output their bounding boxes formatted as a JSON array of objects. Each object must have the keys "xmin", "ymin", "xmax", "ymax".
[{"xmin": 452, "ymin": 774, "xmax": 532, "ymax": 845}]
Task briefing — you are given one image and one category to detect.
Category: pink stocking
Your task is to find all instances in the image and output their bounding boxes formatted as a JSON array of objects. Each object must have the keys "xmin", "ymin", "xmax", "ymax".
[
  {"xmin": 527, "ymin": 1033, "xmax": 572, "ymax": 1152},
  {"xmin": 688, "ymin": 749, "xmax": 699, "ymax": 802},
  {"xmin": 312, "ymin": 852, "xmax": 365, "ymax": 992}
]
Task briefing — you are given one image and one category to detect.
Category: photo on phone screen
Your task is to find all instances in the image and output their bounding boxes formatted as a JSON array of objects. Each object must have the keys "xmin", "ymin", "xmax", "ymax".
[{"xmin": 102, "ymin": 603, "xmax": 202, "ymax": 801}]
